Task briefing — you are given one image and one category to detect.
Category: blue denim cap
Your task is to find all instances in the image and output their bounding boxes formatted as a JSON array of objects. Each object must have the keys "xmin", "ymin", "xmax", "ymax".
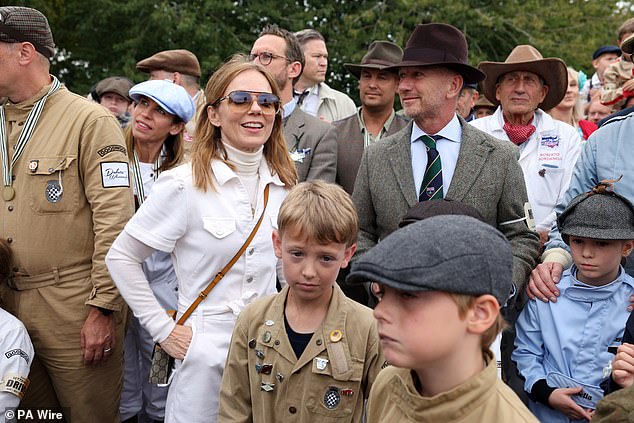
[
  {"xmin": 129, "ymin": 79, "xmax": 195, "ymax": 123},
  {"xmin": 347, "ymin": 215, "xmax": 513, "ymax": 306}
]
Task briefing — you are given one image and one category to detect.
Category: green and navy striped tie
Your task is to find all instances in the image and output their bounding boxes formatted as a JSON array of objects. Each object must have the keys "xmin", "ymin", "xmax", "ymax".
[{"xmin": 419, "ymin": 135, "xmax": 443, "ymax": 201}]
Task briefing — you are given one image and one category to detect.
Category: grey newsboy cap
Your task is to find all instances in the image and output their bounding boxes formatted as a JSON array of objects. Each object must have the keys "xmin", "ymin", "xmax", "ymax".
[
  {"xmin": 558, "ymin": 188, "xmax": 634, "ymax": 242},
  {"xmin": 347, "ymin": 215, "xmax": 513, "ymax": 306}
]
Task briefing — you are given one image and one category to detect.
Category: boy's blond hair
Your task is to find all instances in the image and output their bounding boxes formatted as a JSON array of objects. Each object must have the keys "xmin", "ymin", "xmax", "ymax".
[
  {"xmin": 451, "ymin": 293, "xmax": 507, "ymax": 356},
  {"xmin": 277, "ymin": 181, "xmax": 359, "ymax": 247}
]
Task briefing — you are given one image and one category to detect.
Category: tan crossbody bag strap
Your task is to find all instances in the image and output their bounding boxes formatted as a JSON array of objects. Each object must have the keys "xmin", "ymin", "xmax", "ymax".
[{"xmin": 175, "ymin": 184, "xmax": 270, "ymax": 325}]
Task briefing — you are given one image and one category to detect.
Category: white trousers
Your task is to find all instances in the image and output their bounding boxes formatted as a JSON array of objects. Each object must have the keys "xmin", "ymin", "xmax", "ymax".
[{"xmin": 164, "ymin": 312, "xmax": 236, "ymax": 423}]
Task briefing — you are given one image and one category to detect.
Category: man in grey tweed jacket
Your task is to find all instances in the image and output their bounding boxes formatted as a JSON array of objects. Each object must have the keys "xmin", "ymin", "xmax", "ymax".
[{"xmin": 352, "ymin": 23, "xmax": 540, "ymax": 294}]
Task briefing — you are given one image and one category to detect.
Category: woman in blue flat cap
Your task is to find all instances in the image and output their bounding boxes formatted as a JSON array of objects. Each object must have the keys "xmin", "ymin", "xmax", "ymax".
[{"xmin": 120, "ymin": 79, "xmax": 195, "ymax": 423}]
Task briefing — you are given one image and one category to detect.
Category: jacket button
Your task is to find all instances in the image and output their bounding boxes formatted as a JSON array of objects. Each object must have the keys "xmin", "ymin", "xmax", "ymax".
[
  {"xmin": 248, "ymin": 247, "xmax": 255, "ymax": 255},
  {"xmin": 289, "ymin": 407, "xmax": 297, "ymax": 414},
  {"xmin": 316, "ymin": 339, "xmax": 322, "ymax": 346},
  {"xmin": 7, "ymin": 238, "xmax": 12, "ymax": 243},
  {"xmin": 8, "ymin": 205, "xmax": 13, "ymax": 211},
  {"xmin": 274, "ymin": 340, "xmax": 280, "ymax": 346},
  {"xmin": 246, "ymin": 276, "xmax": 253, "ymax": 283}
]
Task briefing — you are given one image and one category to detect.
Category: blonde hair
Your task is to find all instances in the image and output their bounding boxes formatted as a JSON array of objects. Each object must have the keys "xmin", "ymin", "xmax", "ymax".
[
  {"xmin": 567, "ymin": 67, "xmax": 584, "ymax": 125},
  {"xmin": 450, "ymin": 293, "xmax": 507, "ymax": 356},
  {"xmin": 277, "ymin": 181, "xmax": 359, "ymax": 247},
  {"xmin": 125, "ymin": 123, "xmax": 184, "ymax": 172},
  {"xmin": 191, "ymin": 55, "xmax": 297, "ymax": 191}
]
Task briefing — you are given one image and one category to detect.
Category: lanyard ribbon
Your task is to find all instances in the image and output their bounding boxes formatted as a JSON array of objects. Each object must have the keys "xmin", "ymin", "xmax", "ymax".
[
  {"xmin": 0, "ymin": 77, "xmax": 61, "ymax": 190},
  {"xmin": 131, "ymin": 147, "xmax": 162, "ymax": 206}
]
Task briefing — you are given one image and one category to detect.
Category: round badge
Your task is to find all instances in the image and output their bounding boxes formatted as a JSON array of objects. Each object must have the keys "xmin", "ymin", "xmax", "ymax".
[
  {"xmin": 323, "ymin": 387, "xmax": 340, "ymax": 409},
  {"xmin": 329, "ymin": 330, "xmax": 343, "ymax": 343}
]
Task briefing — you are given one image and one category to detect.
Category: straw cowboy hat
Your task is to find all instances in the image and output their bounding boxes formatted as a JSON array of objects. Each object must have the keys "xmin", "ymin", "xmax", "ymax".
[
  {"xmin": 478, "ymin": 45, "xmax": 567, "ymax": 110},
  {"xmin": 344, "ymin": 41, "xmax": 403, "ymax": 78},
  {"xmin": 385, "ymin": 23, "xmax": 485, "ymax": 84}
]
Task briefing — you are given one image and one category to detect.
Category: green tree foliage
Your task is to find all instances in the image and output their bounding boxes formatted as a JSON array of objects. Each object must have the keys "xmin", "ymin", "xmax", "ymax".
[{"xmin": 4, "ymin": 0, "xmax": 631, "ymax": 101}]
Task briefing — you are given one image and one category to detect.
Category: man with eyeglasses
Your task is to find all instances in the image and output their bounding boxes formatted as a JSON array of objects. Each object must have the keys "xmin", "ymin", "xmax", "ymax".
[
  {"xmin": 250, "ymin": 24, "xmax": 337, "ymax": 182},
  {"xmin": 136, "ymin": 49, "xmax": 206, "ymax": 160},
  {"xmin": 471, "ymin": 45, "xmax": 581, "ymax": 249},
  {"xmin": 293, "ymin": 29, "xmax": 357, "ymax": 123}
]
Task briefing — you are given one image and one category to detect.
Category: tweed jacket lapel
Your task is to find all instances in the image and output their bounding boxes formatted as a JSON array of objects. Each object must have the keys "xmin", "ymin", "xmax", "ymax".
[
  {"xmin": 283, "ymin": 107, "xmax": 305, "ymax": 151},
  {"xmin": 387, "ymin": 122, "xmax": 418, "ymax": 208},
  {"xmin": 446, "ymin": 118, "xmax": 495, "ymax": 201}
]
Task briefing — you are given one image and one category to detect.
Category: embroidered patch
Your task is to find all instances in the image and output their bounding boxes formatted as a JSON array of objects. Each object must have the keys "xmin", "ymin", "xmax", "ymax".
[
  {"xmin": 45, "ymin": 180, "xmax": 63, "ymax": 203},
  {"xmin": 0, "ymin": 374, "xmax": 30, "ymax": 398},
  {"xmin": 100, "ymin": 162, "xmax": 130, "ymax": 188},
  {"xmin": 323, "ymin": 386, "xmax": 340, "ymax": 409},
  {"xmin": 540, "ymin": 135, "xmax": 560, "ymax": 149},
  {"xmin": 97, "ymin": 145, "xmax": 127, "ymax": 157},
  {"xmin": 4, "ymin": 349, "xmax": 30, "ymax": 364}
]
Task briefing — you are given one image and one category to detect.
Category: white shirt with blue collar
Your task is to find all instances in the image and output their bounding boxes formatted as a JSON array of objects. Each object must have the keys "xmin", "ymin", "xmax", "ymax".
[{"xmin": 410, "ymin": 114, "xmax": 462, "ymax": 198}]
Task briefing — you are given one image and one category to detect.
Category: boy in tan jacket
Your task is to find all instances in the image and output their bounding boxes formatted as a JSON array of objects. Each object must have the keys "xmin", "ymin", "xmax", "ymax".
[
  {"xmin": 347, "ymin": 215, "xmax": 538, "ymax": 423},
  {"xmin": 218, "ymin": 181, "xmax": 383, "ymax": 423}
]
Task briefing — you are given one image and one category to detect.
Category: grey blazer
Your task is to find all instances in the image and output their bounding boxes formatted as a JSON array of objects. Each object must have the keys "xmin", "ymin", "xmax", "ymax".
[
  {"xmin": 283, "ymin": 107, "xmax": 337, "ymax": 183},
  {"xmin": 352, "ymin": 118, "xmax": 540, "ymax": 290}
]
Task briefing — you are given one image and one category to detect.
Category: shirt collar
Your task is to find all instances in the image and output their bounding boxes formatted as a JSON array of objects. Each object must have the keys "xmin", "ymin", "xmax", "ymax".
[
  {"xmin": 358, "ymin": 107, "xmax": 396, "ymax": 138},
  {"xmin": 282, "ymin": 97, "xmax": 298, "ymax": 119},
  {"xmin": 410, "ymin": 114, "xmax": 462, "ymax": 144}
]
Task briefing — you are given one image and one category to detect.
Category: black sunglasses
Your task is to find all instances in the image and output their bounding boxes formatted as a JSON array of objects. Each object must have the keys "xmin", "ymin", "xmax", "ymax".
[{"xmin": 213, "ymin": 90, "xmax": 280, "ymax": 115}]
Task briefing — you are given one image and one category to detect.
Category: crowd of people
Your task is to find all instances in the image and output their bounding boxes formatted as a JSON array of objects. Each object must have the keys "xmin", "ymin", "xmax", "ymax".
[{"xmin": 4, "ymin": 4, "xmax": 634, "ymax": 423}]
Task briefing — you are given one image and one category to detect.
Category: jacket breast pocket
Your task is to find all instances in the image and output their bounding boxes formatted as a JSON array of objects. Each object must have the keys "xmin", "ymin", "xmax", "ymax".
[
  {"xmin": 26, "ymin": 156, "xmax": 79, "ymax": 214},
  {"xmin": 202, "ymin": 217, "xmax": 236, "ymax": 239},
  {"xmin": 305, "ymin": 356, "xmax": 364, "ymax": 420}
]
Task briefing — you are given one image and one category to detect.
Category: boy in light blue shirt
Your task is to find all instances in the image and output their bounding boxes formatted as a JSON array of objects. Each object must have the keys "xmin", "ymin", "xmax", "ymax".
[{"xmin": 513, "ymin": 182, "xmax": 634, "ymax": 422}]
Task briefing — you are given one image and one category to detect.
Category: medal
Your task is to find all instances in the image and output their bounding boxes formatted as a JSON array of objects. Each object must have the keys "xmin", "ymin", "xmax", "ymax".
[
  {"xmin": 0, "ymin": 77, "xmax": 61, "ymax": 204},
  {"xmin": 2, "ymin": 186, "xmax": 14, "ymax": 201}
]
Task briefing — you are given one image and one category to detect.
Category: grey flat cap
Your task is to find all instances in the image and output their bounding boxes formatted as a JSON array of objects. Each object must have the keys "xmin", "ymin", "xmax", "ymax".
[
  {"xmin": 347, "ymin": 215, "xmax": 513, "ymax": 306},
  {"xmin": 558, "ymin": 187, "xmax": 634, "ymax": 242}
]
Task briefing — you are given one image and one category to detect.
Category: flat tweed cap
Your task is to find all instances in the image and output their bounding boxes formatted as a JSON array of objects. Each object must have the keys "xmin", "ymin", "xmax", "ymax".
[
  {"xmin": 136, "ymin": 49, "xmax": 201, "ymax": 78},
  {"xmin": 96, "ymin": 76, "xmax": 134, "ymax": 101},
  {"xmin": 0, "ymin": 6, "xmax": 55, "ymax": 59},
  {"xmin": 558, "ymin": 187, "xmax": 634, "ymax": 242},
  {"xmin": 347, "ymin": 215, "xmax": 513, "ymax": 306}
]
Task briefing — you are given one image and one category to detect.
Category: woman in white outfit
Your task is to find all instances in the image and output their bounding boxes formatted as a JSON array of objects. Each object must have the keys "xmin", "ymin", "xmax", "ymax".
[
  {"xmin": 118, "ymin": 79, "xmax": 195, "ymax": 423},
  {"xmin": 106, "ymin": 56, "xmax": 297, "ymax": 423}
]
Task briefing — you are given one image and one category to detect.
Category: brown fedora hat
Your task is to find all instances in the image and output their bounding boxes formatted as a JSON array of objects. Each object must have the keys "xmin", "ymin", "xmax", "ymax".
[
  {"xmin": 385, "ymin": 23, "xmax": 485, "ymax": 84},
  {"xmin": 478, "ymin": 45, "xmax": 567, "ymax": 111},
  {"xmin": 474, "ymin": 94, "xmax": 495, "ymax": 109},
  {"xmin": 344, "ymin": 41, "xmax": 403, "ymax": 78}
]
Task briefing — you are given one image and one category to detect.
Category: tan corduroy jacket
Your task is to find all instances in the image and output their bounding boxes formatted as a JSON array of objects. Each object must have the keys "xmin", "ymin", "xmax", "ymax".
[
  {"xmin": 1, "ymin": 83, "xmax": 134, "ymax": 310},
  {"xmin": 366, "ymin": 351, "xmax": 539, "ymax": 423}
]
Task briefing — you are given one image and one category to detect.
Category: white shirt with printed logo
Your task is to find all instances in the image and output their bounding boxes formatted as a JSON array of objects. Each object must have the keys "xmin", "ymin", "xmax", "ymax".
[
  {"xmin": 0, "ymin": 308, "xmax": 34, "ymax": 417},
  {"xmin": 471, "ymin": 108, "xmax": 581, "ymax": 231}
]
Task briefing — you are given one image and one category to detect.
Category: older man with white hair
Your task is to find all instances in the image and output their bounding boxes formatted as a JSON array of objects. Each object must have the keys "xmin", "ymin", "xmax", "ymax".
[{"xmin": 471, "ymin": 45, "xmax": 581, "ymax": 247}]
